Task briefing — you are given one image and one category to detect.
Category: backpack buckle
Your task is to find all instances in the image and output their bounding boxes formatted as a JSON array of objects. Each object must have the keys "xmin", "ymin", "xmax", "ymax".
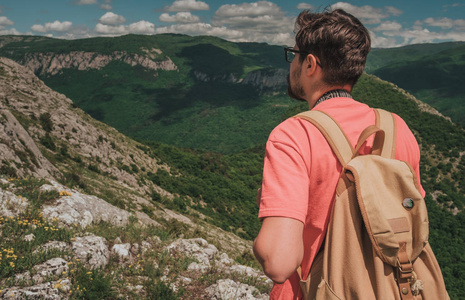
[{"xmin": 397, "ymin": 258, "xmax": 413, "ymax": 274}]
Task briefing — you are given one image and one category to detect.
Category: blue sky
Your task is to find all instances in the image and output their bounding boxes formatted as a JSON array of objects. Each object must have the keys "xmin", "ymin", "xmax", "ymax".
[{"xmin": 1, "ymin": 0, "xmax": 465, "ymax": 48}]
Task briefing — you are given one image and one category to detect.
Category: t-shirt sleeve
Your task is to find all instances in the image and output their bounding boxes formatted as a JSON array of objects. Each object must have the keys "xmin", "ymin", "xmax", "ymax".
[{"xmin": 258, "ymin": 121, "xmax": 310, "ymax": 223}]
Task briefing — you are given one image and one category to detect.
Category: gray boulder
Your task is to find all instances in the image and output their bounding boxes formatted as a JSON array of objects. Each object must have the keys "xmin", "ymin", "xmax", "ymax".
[
  {"xmin": 72, "ymin": 235, "xmax": 109, "ymax": 269},
  {"xmin": 206, "ymin": 279, "xmax": 268, "ymax": 300},
  {"xmin": 41, "ymin": 181, "xmax": 130, "ymax": 228}
]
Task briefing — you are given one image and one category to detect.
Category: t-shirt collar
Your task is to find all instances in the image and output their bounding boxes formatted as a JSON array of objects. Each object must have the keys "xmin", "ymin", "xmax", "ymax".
[{"xmin": 313, "ymin": 89, "xmax": 352, "ymax": 108}]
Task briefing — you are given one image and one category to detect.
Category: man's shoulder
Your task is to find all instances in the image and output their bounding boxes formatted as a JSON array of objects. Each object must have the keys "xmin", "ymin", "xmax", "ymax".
[{"xmin": 268, "ymin": 116, "xmax": 322, "ymax": 145}]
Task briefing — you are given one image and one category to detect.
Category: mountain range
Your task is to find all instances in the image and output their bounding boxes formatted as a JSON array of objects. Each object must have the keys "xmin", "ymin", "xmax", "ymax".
[
  {"xmin": 366, "ymin": 41, "xmax": 465, "ymax": 127},
  {"xmin": 0, "ymin": 34, "xmax": 464, "ymax": 298}
]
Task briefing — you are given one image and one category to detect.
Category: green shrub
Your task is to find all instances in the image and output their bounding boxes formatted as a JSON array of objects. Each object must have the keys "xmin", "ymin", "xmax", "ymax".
[
  {"xmin": 144, "ymin": 280, "xmax": 178, "ymax": 300},
  {"xmin": 40, "ymin": 134, "xmax": 56, "ymax": 151},
  {"xmin": 70, "ymin": 265, "xmax": 115, "ymax": 299},
  {"xmin": 39, "ymin": 113, "xmax": 53, "ymax": 132}
]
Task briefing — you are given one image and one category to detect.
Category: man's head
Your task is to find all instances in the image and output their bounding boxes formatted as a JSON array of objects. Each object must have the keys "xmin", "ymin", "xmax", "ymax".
[{"xmin": 294, "ymin": 8, "xmax": 371, "ymax": 87}]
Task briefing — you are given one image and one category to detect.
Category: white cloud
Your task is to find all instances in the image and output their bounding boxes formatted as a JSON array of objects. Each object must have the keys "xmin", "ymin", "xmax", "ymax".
[
  {"xmin": 0, "ymin": 16, "xmax": 14, "ymax": 26},
  {"xmin": 211, "ymin": 1, "xmax": 293, "ymax": 44},
  {"xmin": 100, "ymin": 0, "xmax": 112, "ymax": 9},
  {"xmin": 297, "ymin": 3, "xmax": 314, "ymax": 10},
  {"xmin": 95, "ymin": 23, "xmax": 127, "ymax": 35},
  {"xmin": 31, "ymin": 21, "xmax": 73, "ymax": 33},
  {"xmin": 443, "ymin": 3, "xmax": 465, "ymax": 10},
  {"xmin": 330, "ymin": 2, "xmax": 403, "ymax": 25},
  {"xmin": 213, "ymin": 2, "xmax": 292, "ymax": 31},
  {"xmin": 159, "ymin": 12, "xmax": 200, "ymax": 23},
  {"xmin": 215, "ymin": 1, "xmax": 282, "ymax": 18},
  {"xmin": 377, "ymin": 27, "xmax": 465, "ymax": 46},
  {"xmin": 99, "ymin": 12, "xmax": 126, "ymax": 25},
  {"xmin": 441, "ymin": 30, "xmax": 465, "ymax": 42},
  {"xmin": 101, "ymin": 4, "xmax": 112, "ymax": 10},
  {"xmin": 0, "ymin": 28, "xmax": 22, "ymax": 35},
  {"xmin": 373, "ymin": 21, "xmax": 402, "ymax": 32},
  {"xmin": 95, "ymin": 20, "xmax": 156, "ymax": 36},
  {"xmin": 166, "ymin": 0, "xmax": 209, "ymax": 12},
  {"xmin": 128, "ymin": 20, "xmax": 155, "ymax": 34},
  {"xmin": 369, "ymin": 31, "xmax": 399, "ymax": 48},
  {"xmin": 76, "ymin": 0, "xmax": 97, "ymax": 5},
  {"xmin": 156, "ymin": 17, "xmax": 294, "ymax": 45},
  {"xmin": 424, "ymin": 17, "xmax": 453, "ymax": 29},
  {"xmin": 423, "ymin": 17, "xmax": 465, "ymax": 29},
  {"xmin": 385, "ymin": 6, "xmax": 402, "ymax": 17}
]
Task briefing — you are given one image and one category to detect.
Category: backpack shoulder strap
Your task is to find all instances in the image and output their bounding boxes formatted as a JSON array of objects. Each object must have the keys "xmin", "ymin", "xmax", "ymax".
[
  {"xmin": 295, "ymin": 109, "xmax": 397, "ymax": 164},
  {"xmin": 295, "ymin": 110, "xmax": 354, "ymax": 167},
  {"xmin": 374, "ymin": 108, "xmax": 397, "ymax": 159}
]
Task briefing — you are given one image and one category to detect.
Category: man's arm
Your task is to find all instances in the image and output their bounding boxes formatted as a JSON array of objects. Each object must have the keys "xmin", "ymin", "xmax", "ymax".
[{"xmin": 253, "ymin": 216, "xmax": 304, "ymax": 283}]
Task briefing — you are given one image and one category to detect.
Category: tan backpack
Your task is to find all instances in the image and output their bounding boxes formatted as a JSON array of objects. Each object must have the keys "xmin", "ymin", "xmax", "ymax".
[{"xmin": 295, "ymin": 109, "xmax": 449, "ymax": 300}]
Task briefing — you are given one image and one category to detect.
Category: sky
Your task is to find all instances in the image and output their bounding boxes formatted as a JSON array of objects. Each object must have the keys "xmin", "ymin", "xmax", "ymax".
[{"xmin": 1, "ymin": 0, "xmax": 465, "ymax": 48}]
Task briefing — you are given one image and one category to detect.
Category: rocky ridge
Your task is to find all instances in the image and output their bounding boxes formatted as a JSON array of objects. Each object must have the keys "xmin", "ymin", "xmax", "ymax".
[
  {"xmin": 192, "ymin": 68, "xmax": 288, "ymax": 90},
  {"xmin": 18, "ymin": 50, "xmax": 178, "ymax": 76},
  {"xmin": 0, "ymin": 57, "xmax": 270, "ymax": 298}
]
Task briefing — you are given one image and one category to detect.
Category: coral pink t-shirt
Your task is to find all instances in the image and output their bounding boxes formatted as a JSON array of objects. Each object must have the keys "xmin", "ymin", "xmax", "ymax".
[{"xmin": 258, "ymin": 98, "xmax": 424, "ymax": 300}]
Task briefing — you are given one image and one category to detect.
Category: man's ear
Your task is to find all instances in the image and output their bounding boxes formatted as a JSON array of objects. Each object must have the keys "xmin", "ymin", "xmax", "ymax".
[{"xmin": 304, "ymin": 54, "xmax": 318, "ymax": 77}]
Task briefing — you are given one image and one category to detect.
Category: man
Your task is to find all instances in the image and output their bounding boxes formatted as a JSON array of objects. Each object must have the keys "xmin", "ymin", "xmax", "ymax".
[{"xmin": 253, "ymin": 8, "xmax": 424, "ymax": 299}]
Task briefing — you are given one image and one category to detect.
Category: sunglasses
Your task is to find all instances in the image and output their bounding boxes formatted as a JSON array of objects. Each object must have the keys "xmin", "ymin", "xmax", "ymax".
[
  {"xmin": 284, "ymin": 47, "xmax": 309, "ymax": 63},
  {"xmin": 284, "ymin": 47, "xmax": 322, "ymax": 67}
]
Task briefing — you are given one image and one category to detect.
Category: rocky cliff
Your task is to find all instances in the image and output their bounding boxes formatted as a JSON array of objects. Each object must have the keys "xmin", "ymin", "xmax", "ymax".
[
  {"xmin": 15, "ymin": 49, "xmax": 177, "ymax": 76},
  {"xmin": 242, "ymin": 68, "xmax": 288, "ymax": 90},
  {"xmin": 0, "ymin": 57, "xmax": 270, "ymax": 299}
]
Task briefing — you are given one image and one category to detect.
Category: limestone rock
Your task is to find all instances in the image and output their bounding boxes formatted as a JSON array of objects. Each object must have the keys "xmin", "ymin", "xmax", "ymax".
[
  {"xmin": 206, "ymin": 279, "xmax": 268, "ymax": 300},
  {"xmin": 0, "ymin": 109, "xmax": 58, "ymax": 179},
  {"xmin": 72, "ymin": 235, "xmax": 109, "ymax": 269},
  {"xmin": 0, "ymin": 56, "xmax": 171, "ymax": 200},
  {"xmin": 216, "ymin": 252, "xmax": 235, "ymax": 268},
  {"xmin": 21, "ymin": 51, "xmax": 177, "ymax": 76},
  {"xmin": 0, "ymin": 279, "xmax": 71, "ymax": 300},
  {"xmin": 0, "ymin": 188, "xmax": 28, "ymax": 217},
  {"xmin": 13, "ymin": 258, "xmax": 68, "ymax": 285},
  {"xmin": 141, "ymin": 240, "xmax": 152, "ymax": 255},
  {"xmin": 228, "ymin": 265, "xmax": 263, "ymax": 278},
  {"xmin": 23, "ymin": 233, "xmax": 35, "ymax": 241},
  {"xmin": 111, "ymin": 243, "xmax": 132, "ymax": 261},
  {"xmin": 33, "ymin": 241, "xmax": 69, "ymax": 254},
  {"xmin": 242, "ymin": 68, "xmax": 288, "ymax": 90},
  {"xmin": 166, "ymin": 238, "xmax": 218, "ymax": 272},
  {"xmin": 32, "ymin": 258, "xmax": 69, "ymax": 284},
  {"xmin": 41, "ymin": 181, "xmax": 130, "ymax": 228}
]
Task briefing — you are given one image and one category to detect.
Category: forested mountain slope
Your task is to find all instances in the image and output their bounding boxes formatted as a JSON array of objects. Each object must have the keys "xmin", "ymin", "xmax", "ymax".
[
  {"xmin": 0, "ymin": 34, "xmax": 464, "ymax": 297},
  {"xmin": 0, "ymin": 57, "xmax": 271, "ymax": 298},
  {"xmin": 366, "ymin": 42, "xmax": 465, "ymax": 127},
  {"xmin": 0, "ymin": 34, "xmax": 290, "ymax": 154}
]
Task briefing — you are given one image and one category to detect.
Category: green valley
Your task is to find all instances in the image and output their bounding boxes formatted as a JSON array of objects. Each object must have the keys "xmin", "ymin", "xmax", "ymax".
[{"xmin": 1, "ymin": 34, "xmax": 465, "ymax": 297}]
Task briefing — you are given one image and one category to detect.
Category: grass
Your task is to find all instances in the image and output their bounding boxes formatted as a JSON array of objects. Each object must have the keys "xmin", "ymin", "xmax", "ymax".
[{"xmin": 0, "ymin": 176, "xmax": 270, "ymax": 299}]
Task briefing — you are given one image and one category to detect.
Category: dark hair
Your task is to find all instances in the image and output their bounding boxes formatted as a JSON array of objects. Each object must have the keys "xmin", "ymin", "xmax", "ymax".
[{"xmin": 295, "ymin": 8, "xmax": 371, "ymax": 86}]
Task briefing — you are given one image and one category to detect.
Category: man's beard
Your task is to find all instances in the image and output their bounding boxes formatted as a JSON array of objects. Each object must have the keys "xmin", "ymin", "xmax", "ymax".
[{"xmin": 287, "ymin": 73, "xmax": 306, "ymax": 102}]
